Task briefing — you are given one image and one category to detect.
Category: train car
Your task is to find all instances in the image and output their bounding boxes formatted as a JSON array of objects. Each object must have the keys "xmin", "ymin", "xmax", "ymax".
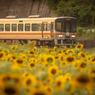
[{"xmin": 0, "ymin": 15, "xmax": 77, "ymax": 46}]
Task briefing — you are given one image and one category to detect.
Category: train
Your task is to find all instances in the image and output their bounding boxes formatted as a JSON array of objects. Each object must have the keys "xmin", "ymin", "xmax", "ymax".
[{"xmin": 0, "ymin": 15, "xmax": 77, "ymax": 46}]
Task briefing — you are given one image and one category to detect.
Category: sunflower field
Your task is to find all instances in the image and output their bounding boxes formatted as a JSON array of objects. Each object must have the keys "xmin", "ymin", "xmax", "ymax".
[{"xmin": 0, "ymin": 41, "xmax": 95, "ymax": 95}]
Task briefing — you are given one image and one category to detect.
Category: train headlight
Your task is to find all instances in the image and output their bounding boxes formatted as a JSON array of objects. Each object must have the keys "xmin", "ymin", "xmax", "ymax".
[
  {"xmin": 59, "ymin": 35, "xmax": 63, "ymax": 38},
  {"xmin": 71, "ymin": 35, "xmax": 76, "ymax": 38}
]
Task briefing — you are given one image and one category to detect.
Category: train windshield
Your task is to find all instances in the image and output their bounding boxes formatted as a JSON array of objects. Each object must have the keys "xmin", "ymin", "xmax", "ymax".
[{"xmin": 55, "ymin": 18, "xmax": 76, "ymax": 33}]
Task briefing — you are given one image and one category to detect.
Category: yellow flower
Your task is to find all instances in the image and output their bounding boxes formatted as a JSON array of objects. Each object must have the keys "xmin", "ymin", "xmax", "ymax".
[
  {"xmin": 75, "ymin": 44, "xmax": 83, "ymax": 49},
  {"xmin": 33, "ymin": 46, "xmax": 37, "ymax": 52},
  {"xmin": 45, "ymin": 54, "xmax": 55, "ymax": 64},
  {"xmin": 11, "ymin": 64, "xmax": 21, "ymax": 71},
  {"xmin": 66, "ymin": 49, "xmax": 75, "ymax": 54},
  {"xmin": 55, "ymin": 75, "xmax": 65, "ymax": 91},
  {"xmin": 22, "ymin": 72, "xmax": 32, "ymax": 78},
  {"xmin": 11, "ymin": 45, "xmax": 18, "ymax": 51},
  {"xmin": 29, "ymin": 41, "xmax": 35, "ymax": 48},
  {"xmin": 60, "ymin": 61, "xmax": 67, "ymax": 68},
  {"xmin": 48, "ymin": 65, "xmax": 59, "ymax": 76},
  {"xmin": 23, "ymin": 75, "xmax": 37, "ymax": 89},
  {"xmin": 88, "ymin": 68, "xmax": 95, "ymax": 76},
  {"xmin": 28, "ymin": 62, "xmax": 36, "ymax": 69},
  {"xmin": 78, "ymin": 61, "xmax": 88, "ymax": 71},
  {"xmin": 29, "ymin": 87, "xmax": 49, "ymax": 95},
  {"xmin": 45, "ymin": 76, "xmax": 53, "ymax": 85},
  {"xmin": 73, "ymin": 74, "xmax": 93, "ymax": 88},
  {"xmin": 77, "ymin": 52, "xmax": 87, "ymax": 59},
  {"xmin": 14, "ymin": 58, "xmax": 26, "ymax": 66},
  {"xmin": 28, "ymin": 50, "xmax": 35, "ymax": 56},
  {"xmin": 0, "ymin": 51, "xmax": 5, "ymax": 60},
  {"xmin": 91, "ymin": 57, "xmax": 95, "ymax": 64},
  {"xmin": 45, "ymin": 85, "xmax": 54, "ymax": 95},
  {"xmin": 1, "ymin": 85, "xmax": 20, "ymax": 95},
  {"xmin": 66, "ymin": 55, "xmax": 75, "ymax": 64}
]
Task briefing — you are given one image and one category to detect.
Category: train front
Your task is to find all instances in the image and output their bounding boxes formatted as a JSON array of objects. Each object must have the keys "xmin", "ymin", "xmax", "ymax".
[{"xmin": 54, "ymin": 17, "xmax": 77, "ymax": 46}]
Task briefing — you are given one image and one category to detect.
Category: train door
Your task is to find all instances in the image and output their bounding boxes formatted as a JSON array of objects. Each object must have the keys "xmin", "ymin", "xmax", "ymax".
[
  {"xmin": 51, "ymin": 22, "xmax": 54, "ymax": 38},
  {"xmin": 42, "ymin": 22, "xmax": 49, "ymax": 39}
]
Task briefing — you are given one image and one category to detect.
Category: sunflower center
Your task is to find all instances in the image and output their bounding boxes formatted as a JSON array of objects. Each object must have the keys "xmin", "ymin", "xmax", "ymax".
[
  {"xmin": 81, "ymin": 53, "xmax": 85, "ymax": 58},
  {"xmin": 92, "ymin": 58, "xmax": 95, "ymax": 62},
  {"xmin": 67, "ymin": 57, "xmax": 74, "ymax": 62},
  {"xmin": 47, "ymin": 58, "xmax": 53, "ymax": 63},
  {"xmin": 4, "ymin": 87, "xmax": 16, "ymax": 94},
  {"xmin": 57, "ymin": 81, "xmax": 61, "ymax": 86},
  {"xmin": 17, "ymin": 59, "xmax": 23, "ymax": 64},
  {"xmin": 77, "ymin": 45, "xmax": 81, "ymax": 48},
  {"xmin": 77, "ymin": 76, "xmax": 90, "ymax": 84},
  {"xmin": 51, "ymin": 69, "xmax": 56, "ymax": 75},
  {"xmin": 34, "ymin": 93, "xmax": 45, "ymax": 95},
  {"xmin": 55, "ymin": 56, "xmax": 59, "ymax": 59},
  {"xmin": 26, "ymin": 79, "xmax": 31, "ymax": 85},
  {"xmin": 47, "ymin": 88, "xmax": 51, "ymax": 92},
  {"xmin": 80, "ymin": 63, "xmax": 87, "ymax": 68},
  {"xmin": 30, "ymin": 63, "xmax": 35, "ymax": 67},
  {"xmin": 0, "ymin": 53, "xmax": 3, "ymax": 58},
  {"xmin": 61, "ymin": 56, "xmax": 63, "ymax": 61},
  {"xmin": 30, "ymin": 51, "xmax": 34, "ymax": 54}
]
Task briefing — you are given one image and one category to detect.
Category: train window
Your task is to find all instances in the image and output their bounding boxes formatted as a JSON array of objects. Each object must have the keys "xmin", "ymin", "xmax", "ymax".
[
  {"xmin": 43, "ymin": 23, "xmax": 48, "ymax": 31},
  {"xmin": 32, "ymin": 24, "xmax": 42, "ymax": 31},
  {"xmin": 18, "ymin": 24, "xmax": 23, "ymax": 31},
  {"xmin": 56, "ymin": 22, "xmax": 61, "ymax": 31},
  {"xmin": 71, "ymin": 21, "xmax": 76, "ymax": 32},
  {"xmin": 12, "ymin": 24, "xmax": 17, "ymax": 31},
  {"xmin": 66, "ymin": 22, "xmax": 70, "ymax": 32},
  {"xmin": 25, "ymin": 24, "xmax": 30, "ymax": 31},
  {"xmin": 5, "ymin": 24, "xmax": 10, "ymax": 31},
  {"xmin": 0, "ymin": 24, "xmax": 4, "ymax": 31}
]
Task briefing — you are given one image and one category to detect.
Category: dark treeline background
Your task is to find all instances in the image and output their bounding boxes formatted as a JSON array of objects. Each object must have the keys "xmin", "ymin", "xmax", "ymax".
[{"xmin": 46, "ymin": 0, "xmax": 95, "ymax": 27}]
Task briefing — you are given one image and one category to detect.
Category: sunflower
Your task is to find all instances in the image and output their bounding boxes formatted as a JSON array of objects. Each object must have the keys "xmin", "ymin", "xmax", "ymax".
[
  {"xmin": 54, "ymin": 46, "xmax": 57, "ymax": 51},
  {"xmin": 64, "ymin": 73, "xmax": 72, "ymax": 82},
  {"xmin": 48, "ymin": 65, "xmax": 59, "ymax": 76},
  {"xmin": 1, "ymin": 85, "xmax": 20, "ymax": 95},
  {"xmin": 77, "ymin": 52, "xmax": 87, "ymax": 59},
  {"xmin": 54, "ymin": 55, "xmax": 59, "ymax": 61},
  {"xmin": 23, "ymin": 75, "xmax": 36, "ymax": 89},
  {"xmin": 60, "ymin": 61, "xmax": 67, "ymax": 68},
  {"xmin": 28, "ymin": 50, "xmax": 35, "ymax": 56},
  {"xmin": 88, "ymin": 68, "xmax": 95, "ymax": 76},
  {"xmin": 59, "ymin": 54, "xmax": 65, "ymax": 62},
  {"xmin": 45, "ymin": 55, "xmax": 55, "ymax": 64},
  {"xmin": 66, "ymin": 49, "xmax": 75, "ymax": 54},
  {"xmin": 91, "ymin": 57, "xmax": 95, "ymax": 64},
  {"xmin": 22, "ymin": 72, "xmax": 33, "ymax": 78},
  {"xmin": 73, "ymin": 74, "xmax": 93, "ymax": 88},
  {"xmin": 29, "ymin": 87, "xmax": 48, "ymax": 95},
  {"xmin": 75, "ymin": 44, "xmax": 83, "ymax": 49},
  {"xmin": 55, "ymin": 75, "xmax": 65, "ymax": 91},
  {"xmin": 28, "ymin": 62, "xmax": 36, "ymax": 69},
  {"xmin": 33, "ymin": 46, "xmax": 37, "ymax": 52},
  {"xmin": 66, "ymin": 55, "xmax": 75, "ymax": 64},
  {"xmin": 11, "ymin": 73, "xmax": 22, "ymax": 87},
  {"xmin": 14, "ymin": 58, "xmax": 26, "ymax": 66},
  {"xmin": 57, "ymin": 50, "xmax": 62, "ymax": 54},
  {"xmin": 5, "ymin": 49, "xmax": 10, "ymax": 55},
  {"xmin": 45, "ymin": 85, "xmax": 54, "ymax": 95},
  {"xmin": 29, "ymin": 41, "xmax": 35, "ymax": 48},
  {"xmin": 11, "ymin": 45, "xmax": 18, "ymax": 51},
  {"xmin": 0, "ymin": 51, "xmax": 5, "ymax": 60},
  {"xmin": 11, "ymin": 64, "xmax": 21, "ymax": 71},
  {"xmin": 78, "ymin": 61, "xmax": 88, "ymax": 71},
  {"xmin": 45, "ymin": 76, "xmax": 53, "ymax": 85},
  {"xmin": 0, "ymin": 73, "xmax": 11, "ymax": 87}
]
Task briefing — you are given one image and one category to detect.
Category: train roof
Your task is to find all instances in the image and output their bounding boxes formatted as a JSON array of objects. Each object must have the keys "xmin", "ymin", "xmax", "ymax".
[{"xmin": 0, "ymin": 15, "xmax": 76, "ymax": 21}]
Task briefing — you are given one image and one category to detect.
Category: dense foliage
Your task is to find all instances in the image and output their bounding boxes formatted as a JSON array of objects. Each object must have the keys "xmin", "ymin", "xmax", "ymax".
[{"xmin": 46, "ymin": 0, "xmax": 95, "ymax": 27}]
